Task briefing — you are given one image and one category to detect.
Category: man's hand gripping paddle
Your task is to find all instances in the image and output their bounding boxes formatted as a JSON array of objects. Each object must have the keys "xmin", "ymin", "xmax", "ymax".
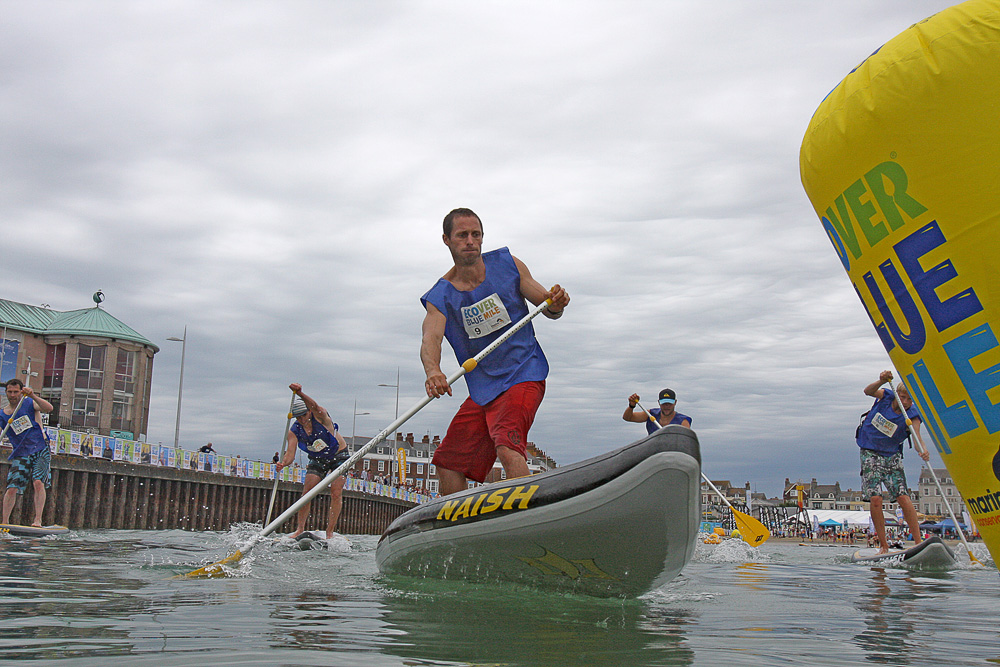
[
  {"xmin": 635, "ymin": 400, "xmax": 771, "ymax": 547},
  {"xmin": 181, "ymin": 294, "xmax": 557, "ymax": 578}
]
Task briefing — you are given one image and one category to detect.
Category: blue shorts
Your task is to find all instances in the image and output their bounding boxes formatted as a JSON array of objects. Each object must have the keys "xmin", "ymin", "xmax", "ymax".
[{"xmin": 6, "ymin": 447, "xmax": 52, "ymax": 493}]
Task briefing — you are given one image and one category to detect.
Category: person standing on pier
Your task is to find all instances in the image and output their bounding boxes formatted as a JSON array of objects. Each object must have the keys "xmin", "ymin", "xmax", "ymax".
[
  {"xmin": 276, "ymin": 383, "xmax": 349, "ymax": 538},
  {"xmin": 420, "ymin": 207, "xmax": 570, "ymax": 496},
  {"xmin": 856, "ymin": 370, "xmax": 929, "ymax": 554},
  {"xmin": 622, "ymin": 388, "xmax": 692, "ymax": 433},
  {"xmin": 2, "ymin": 379, "xmax": 55, "ymax": 527}
]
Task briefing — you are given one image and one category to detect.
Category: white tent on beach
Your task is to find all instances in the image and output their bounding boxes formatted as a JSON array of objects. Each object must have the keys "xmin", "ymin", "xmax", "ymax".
[{"xmin": 785, "ymin": 510, "xmax": 889, "ymax": 528}]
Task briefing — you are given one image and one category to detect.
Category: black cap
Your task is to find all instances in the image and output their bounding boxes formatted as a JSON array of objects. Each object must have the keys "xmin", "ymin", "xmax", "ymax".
[{"xmin": 658, "ymin": 388, "xmax": 676, "ymax": 405}]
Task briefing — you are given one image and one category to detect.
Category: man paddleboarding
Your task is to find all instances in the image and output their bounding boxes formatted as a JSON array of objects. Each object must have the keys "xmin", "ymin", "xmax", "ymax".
[
  {"xmin": 2, "ymin": 379, "xmax": 55, "ymax": 527},
  {"xmin": 856, "ymin": 370, "xmax": 929, "ymax": 554},
  {"xmin": 275, "ymin": 383, "xmax": 349, "ymax": 538},
  {"xmin": 420, "ymin": 208, "xmax": 569, "ymax": 495}
]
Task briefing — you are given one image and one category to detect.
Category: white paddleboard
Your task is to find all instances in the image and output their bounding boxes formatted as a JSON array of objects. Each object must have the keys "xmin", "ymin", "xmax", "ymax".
[
  {"xmin": 0, "ymin": 524, "xmax": 70, "ymax": 537},
  {"xmin": 850, "ymin": 535, "xmax": 957, "ymax": 569}
]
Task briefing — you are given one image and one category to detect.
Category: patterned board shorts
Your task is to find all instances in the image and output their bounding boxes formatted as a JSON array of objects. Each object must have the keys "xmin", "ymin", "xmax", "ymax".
[
  {"xmin": 6, "ymin": 447, "xmax": 52, "ymax": 493},
  {"xmin": 860, "ymin": 448, "xmax": 908, "ymax": 499}
]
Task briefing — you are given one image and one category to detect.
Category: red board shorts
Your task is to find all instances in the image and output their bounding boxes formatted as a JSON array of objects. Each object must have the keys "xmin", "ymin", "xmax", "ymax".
[{"xmin": 432, "ymin": 380, "xmax": 545, "ymax": 483}]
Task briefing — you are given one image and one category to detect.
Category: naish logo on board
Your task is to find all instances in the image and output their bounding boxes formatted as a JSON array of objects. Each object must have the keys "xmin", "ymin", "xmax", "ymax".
[{"xmin": 435, "ymin": 484, "xmax": 539, "ymax": 522}]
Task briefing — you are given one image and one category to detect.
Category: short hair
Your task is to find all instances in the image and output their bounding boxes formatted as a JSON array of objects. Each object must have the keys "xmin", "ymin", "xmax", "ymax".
[
  {"xmin": 443, "ymin": 208, "xmax": 482, "ymax": 237},
  {"xmin": 5, "ymin": 379, "xmax": 24, "ymax": 389},
  {"xmin": 895, "ymin": 382, "xmax": 909, "ymax": 396}
]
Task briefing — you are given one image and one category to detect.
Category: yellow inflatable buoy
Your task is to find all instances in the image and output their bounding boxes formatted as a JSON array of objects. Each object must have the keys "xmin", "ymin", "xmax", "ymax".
[{"xmin": 800, "ymin": 0, "xmax": 1000, "ymax": 564}]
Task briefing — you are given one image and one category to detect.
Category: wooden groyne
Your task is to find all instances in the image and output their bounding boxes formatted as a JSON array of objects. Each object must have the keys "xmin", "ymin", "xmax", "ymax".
[{"xmin": 0, "ymin": 454, "xmax": 414, "ymax": 534}]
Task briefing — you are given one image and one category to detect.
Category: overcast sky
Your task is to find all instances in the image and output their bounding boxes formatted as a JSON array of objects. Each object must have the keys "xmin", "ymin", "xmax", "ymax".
[{"xmin": 1, "ymin": 1, "xmax": 953, "ymax": 497}]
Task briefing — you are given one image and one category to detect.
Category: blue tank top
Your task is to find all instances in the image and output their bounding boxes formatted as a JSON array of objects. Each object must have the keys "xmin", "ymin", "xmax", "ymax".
[
  {"xmin": 856, "ymin": 388, "xmax": 919, "ymax": 456},
  {"xmin": 421, "ymin": 247, "xmax": 549, "ymax": 405},
  {"xmin": 291, "ymin": 417, "xmax": 342, "ymax": 459},
  {"xmin": 645, "ymin": 408, "xmax": 693, "ymax": 435},
  {"xmin": 2, "ymin": 397, "xmax": 48, "ymax": 459}
]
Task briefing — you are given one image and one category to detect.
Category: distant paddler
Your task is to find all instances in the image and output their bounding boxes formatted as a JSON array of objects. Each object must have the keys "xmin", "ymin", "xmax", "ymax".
[
  {"xmin": 420, "ymin": 207, "xmax": 569, "ymax": 496},
  {"xmin": 856, "ymin": 371, "xmax": 928, "ymax": 555},
  {"xmin": 2, "ymin": 379, "xmax": 55, "ymax": 527},
  {"xmin": 275, "ymin": 383, "xmax": 350, "ymax": 538},
  {"xmin": 623, "ymin": 388, "xmax": 692, "ymax": 432}
]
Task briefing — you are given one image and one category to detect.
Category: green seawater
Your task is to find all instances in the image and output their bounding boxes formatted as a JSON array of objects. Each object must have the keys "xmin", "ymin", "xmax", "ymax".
[{"xmin": 1, "ymin": 528, "xmax": 996, "ymax": 666}]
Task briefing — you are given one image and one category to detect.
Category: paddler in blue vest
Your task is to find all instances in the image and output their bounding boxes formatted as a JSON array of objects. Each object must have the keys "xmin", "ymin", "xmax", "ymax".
[
  {"xmin": 275, "ymin": 383, "xmax": 350, "ymax": 538},
  {"xmin": 857, "ymin": 370, "xmax": 929, "ymax": 554},
  {"xmin": 420, "ymin": 208, "xmax": 570, "ymax": 496},
  {"xmin": 2, "ymin": 379, "xmax": 55, "ymax": 527},
  {"xmin": 622, "ymin": 388, "xmax": 692, "ymax": 433}
]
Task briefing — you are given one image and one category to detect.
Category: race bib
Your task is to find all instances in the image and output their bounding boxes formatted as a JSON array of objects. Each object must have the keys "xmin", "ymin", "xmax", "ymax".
[
  {"xmin": 462, "ymin": 293, "xmax": 511, "ymax": 340},
  {"xmin": 871, "ymin": 412, "xmax": 898, "ymax": 438},
  {"xmin": 10, "ymin": 415, "xmax": 31, "ymax": 435},
  {"xmin": 307, "ymin": 438, "xmax": 330, "ymax": 454}
]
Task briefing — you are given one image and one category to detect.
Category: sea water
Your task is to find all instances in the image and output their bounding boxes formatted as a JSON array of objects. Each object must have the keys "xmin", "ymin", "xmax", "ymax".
[{"xmin": 1, "ymin": 528, "xmax": 996, "ymax": 666}]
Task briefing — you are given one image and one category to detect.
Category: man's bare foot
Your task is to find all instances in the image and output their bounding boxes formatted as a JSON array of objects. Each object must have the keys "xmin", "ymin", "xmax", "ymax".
[
  {"xmin": 290, "ymin": 529, "xmax": 304, "ymax": 539},
  {"xmin": 877, "ymin": 547, "xmax": 889, "ymax": 555},
  {"xmin": 31, "ymin": 523, "xmax": 42, "ymax": 528}
]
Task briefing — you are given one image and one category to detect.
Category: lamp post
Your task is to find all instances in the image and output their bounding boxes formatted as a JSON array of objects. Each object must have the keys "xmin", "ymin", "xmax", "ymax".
[
  {"xmin": 167, "ymin": 326, "xmax": 187, "ymax": 449},
  {"xmin": 378, "ymin": 366, "xmax": 400, "ymax": 422},
  {"xmin": 352, "ymin": 399, "xmax": 370, "ymax": 449}
]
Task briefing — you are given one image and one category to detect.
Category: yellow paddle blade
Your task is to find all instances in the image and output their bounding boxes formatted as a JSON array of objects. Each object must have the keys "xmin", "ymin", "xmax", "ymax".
[
  {"xmin": 731, "ymin": 508, "xmax": 770, "ymax": 547},
  {"xmin": 178, "ymin": 549, "xmax": 246, "ymax": 579}
]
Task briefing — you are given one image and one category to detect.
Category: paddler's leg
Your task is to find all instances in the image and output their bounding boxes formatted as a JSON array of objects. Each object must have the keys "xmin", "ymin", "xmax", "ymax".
[
  {"xmin": 292, "ymin": 473, "xmax": 321, "ymax": 538},
  {"xmin": 870, "ymin": 495, "xmax": 889, "ymax": 554},
  {"xmin": 2, "ymin": 487, "xmax": 17, "ymax": 524},
  {"xmin": 325, "ymin": 477, "xmax": 345, "ymax": 537},
  {"xmin": 437, "ymin": 468, "xmax": 468, "ymax": 496},
  {"xmin": 485, "ymin": 380, "xmax": 542, "ymax": 481},
  {"xmin": 30, "ymin": 480, "xmax": 45, "ymax": 528},
  {"xmin": 896, "ymin": 494, "xmax": 923, "ymax": 544},
  {"xmin": 496, "ymin": 446, "xmax": 529, "ymax": 479}
]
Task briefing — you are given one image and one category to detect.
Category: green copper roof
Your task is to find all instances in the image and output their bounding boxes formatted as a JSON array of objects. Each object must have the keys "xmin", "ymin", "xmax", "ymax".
[{"xmin": 0, "ymin": 298, "xmax": 158, "ymax": 351}]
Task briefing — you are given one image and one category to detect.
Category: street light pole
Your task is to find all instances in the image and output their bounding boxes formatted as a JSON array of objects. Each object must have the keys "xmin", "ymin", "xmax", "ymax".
[
  {"xmin": 378, "ymin": 366, "xmax": 400, "ymax": 421},
  {"xmin": 352, "ymin": 399, "xmax": 370, "ymax": 449},
  {"xmin": 167, "ymin": 326, "xmax": 187, "ymax": 449}
]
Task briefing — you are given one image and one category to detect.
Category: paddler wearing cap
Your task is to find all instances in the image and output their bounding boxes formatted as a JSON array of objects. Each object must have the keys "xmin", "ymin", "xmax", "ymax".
[
  {"xmin": 623, "ymin": 388, "xmax": 692, "ymax": 433},
  {"xmin": 275, "ymin": 383, "xmax": 350, "ymax": 538}
]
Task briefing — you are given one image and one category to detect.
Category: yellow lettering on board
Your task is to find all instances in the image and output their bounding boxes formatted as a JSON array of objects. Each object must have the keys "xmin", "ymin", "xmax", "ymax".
[
  {"xmin": 436, "ymin": 500, "xmax": 459, "ymax": 521},
  {"xmin": 479, "ymin": 488, "xmax": 509, "ymax": 514},
  {"xmin": 451, "ymin": 496, "xmax": 474, "ymax": 521},
  {"xmin": 502, "ymin": 485, "xmax": 539, "ymax": 510},
  {"xmin": 470, "ymin": 493, "xmax": 487, "ymax": 517}
]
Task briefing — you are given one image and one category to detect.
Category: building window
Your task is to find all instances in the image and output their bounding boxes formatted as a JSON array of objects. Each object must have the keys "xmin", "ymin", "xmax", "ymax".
[
  {"xmin": 115, "ymin": 348, "xmax": 136, "ymax": 393},
  {"xmin": 75, "ymin": 345, "xmax": 106, "ymax": 391},
  {"xmin": 71, "ymin": 390, "xmax": 101, "ymax": 429},
  {"xmin": 363, "ymin": 460, "xmax": 370, "ymax": 470},
  {"xmin": 417, "ymin": 464, "xmax": 424, "ymax": 474},
  {"xmin": 405, "ymin": 463, "xmax": 411, "ymax": 473},
  {"xmin": 378, "ymin": 460, "xmax": 385, "ymax": 472},
  {"xmin": 428, "ymin": 480, "xmax": 438, "ymax": 493},
  {"xmin": 429, "ymin": 465, "xmax": 436, "ymax": 476}
]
